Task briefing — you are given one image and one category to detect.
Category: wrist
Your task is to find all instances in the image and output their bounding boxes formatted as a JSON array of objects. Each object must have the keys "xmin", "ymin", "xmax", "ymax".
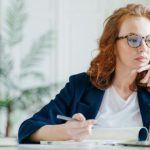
[{"xmin": 58, "ymin": 123, "xmax": 71, "ymax": 141}]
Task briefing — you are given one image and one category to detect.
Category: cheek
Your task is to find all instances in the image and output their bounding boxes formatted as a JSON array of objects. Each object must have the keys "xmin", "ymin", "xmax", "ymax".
[
  {"xmin": 145, "ymin": 49, "xmax": 150, "ymax": 64},
  {"xmin": 148, "ymin": 50, "xmax": 150, "ymax": 61},
  {"xmin": 116, "ymin": 42, "xmax": 133, "ymax": 60}
]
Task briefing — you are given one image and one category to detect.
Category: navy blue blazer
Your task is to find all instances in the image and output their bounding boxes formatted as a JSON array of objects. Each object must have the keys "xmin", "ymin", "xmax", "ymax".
[{"xmin": 18, "ymin": 72, "xmax": 150, "ymax": 144}]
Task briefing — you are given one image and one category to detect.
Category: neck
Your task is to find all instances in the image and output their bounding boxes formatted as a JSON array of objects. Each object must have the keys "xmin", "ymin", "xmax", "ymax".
[{"xmin": 113, "ymin": 64, "xmax": 137, "ymax": 94}]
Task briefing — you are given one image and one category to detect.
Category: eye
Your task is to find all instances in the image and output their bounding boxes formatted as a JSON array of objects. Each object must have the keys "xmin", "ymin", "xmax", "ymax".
[
  {"xmin": 128, "ymin": 36, "xmax": 139, "ymax": 43},
  {"xmin": 146, "ymin": 36, "xmax": 150, "ymax": 48},
  {"xmin": 146, "ymin": 37, "xmax": 150, "ymax": 42},
  {"xmin": 129, "ymin": 38, "xmax": 138, "ymax": 43}
]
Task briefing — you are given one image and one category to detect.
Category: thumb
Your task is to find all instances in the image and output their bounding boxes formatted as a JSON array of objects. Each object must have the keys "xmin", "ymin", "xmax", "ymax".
[{"xmin": 72, "ymin": 113, "xmax": 86, "ymax": 121}]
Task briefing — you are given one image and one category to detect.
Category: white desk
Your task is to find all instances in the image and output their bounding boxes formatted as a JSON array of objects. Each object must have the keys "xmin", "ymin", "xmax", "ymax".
[
  {"xmin": 0, "ymin": 143, "xmax": 150, "ymax": 150},
  {"xmin": 0, "ymin": 138, "xmax": 150, "ymax": 150}
]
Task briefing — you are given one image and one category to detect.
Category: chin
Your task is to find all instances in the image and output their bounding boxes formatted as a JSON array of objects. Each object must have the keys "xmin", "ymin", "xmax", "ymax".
[{"xmin": 134, "ymin": 62, "xmax": 148, "ymax": 68}]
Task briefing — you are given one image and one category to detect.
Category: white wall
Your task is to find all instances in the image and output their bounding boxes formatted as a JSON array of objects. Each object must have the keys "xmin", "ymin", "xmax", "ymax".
[
  {"xmin": 1, "ymin": 0, "xmax": 149, "ymax": 85},
  {"xmin": 54, "ymin": 0, "xmax": 150, "ymax": 81}
]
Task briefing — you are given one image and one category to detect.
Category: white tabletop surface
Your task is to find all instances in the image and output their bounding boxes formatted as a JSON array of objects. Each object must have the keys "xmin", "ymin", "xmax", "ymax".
[
  {"xmin": 0, "ymin": 138, "xmax": 150, "ymax": 150},
  {"xmin": 0, "ymin": 142, "xmax": 150, "ymax": 150}
]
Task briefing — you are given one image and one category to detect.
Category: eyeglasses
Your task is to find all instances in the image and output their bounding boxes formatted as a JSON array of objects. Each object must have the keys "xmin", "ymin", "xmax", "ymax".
[{"xmin": 116, "ymin": 33, "xmax": 150, "ymax": 48}]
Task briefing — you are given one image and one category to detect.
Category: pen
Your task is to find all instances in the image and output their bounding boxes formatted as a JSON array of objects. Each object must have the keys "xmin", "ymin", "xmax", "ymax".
[
  {"xmin": 57, "ymin": 115, "xmax": 76, "ymax": 121},
  {"xmin": 57, "ymin": 115, "xmax": 98, "ymax": 127}
]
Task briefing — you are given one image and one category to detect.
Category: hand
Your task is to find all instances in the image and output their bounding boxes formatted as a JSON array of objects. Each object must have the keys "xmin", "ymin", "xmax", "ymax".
[
  {"xmin": 137, "ymin": 64, "xmax": 150, "ymax": 87},
  {"xmin": 63, "ymin": 113, "xmax": 96, "ymax": 141}
]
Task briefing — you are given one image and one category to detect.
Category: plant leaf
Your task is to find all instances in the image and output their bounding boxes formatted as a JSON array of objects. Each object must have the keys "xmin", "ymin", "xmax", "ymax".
[
  {"xmin": 21, "ymin": 30, "xmax": 55, "ymax": 70},
  {"xmin": 4, "ymin": 0, "xmax": 27, "ymax": 47}
]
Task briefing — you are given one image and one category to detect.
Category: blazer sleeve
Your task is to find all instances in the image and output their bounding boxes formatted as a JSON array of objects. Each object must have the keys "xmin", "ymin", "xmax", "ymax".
[{"xmin": 18, "ymin": 75, "xmax": 76, "ymax": 144}]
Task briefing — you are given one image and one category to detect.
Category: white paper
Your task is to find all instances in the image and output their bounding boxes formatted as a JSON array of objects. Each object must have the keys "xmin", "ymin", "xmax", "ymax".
[
  {"xmin": 89, "ymin": 127, "xmax": 148, "ymax": 141},
  {"xmin": 0, "ymin": 137, "xmax": 17, "ymax": 146}
]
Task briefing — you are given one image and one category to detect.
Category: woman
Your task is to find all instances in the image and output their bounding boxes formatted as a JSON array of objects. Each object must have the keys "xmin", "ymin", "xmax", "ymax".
[{"xmin": 18, "ymin": 3, "xmax": 150, "ymax": 144}]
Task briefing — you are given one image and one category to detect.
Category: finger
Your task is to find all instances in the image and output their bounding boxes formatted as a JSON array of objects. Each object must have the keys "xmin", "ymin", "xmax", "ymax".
[
  {"xmin": 74, "ymin": 133, "xmax": 90, "ymax": 141},
  {"xmin": 72, "ymin": 113, "xmax": 86, "ymax": 121},
  {"xmin": 137, "ymin": 65, "xmax": 150, "ymax": 73},
  {"xmin": 140, "ymin": 70, "xmax": 150, "ymax": 83},
  {"xmin": 147, "ymin": 78, "xmax": 150, "ymax": 87},
  {"xmin": 73, "ymin": 119, "xmax": 96, "ymax": 128},
  {"xmin": 86, "ymin": 119, "xmax": 97, "ymax": 125},
  {"xmin": 72, "ymin": 125, "xmax": 92, "ymax": 135},
  {"xmin": 67, "ymin": 125, "xmax": 92, "ymax": 140},
  {"xmin": 73, "ymin": 127, "xmax": 92, "ymax": 141},
  {"xmin": 66, "ymin": 119, "xmax": 95, "ymax": 129},
  {"xmin": 66, "ymin": 120, "xmax": 89, "ymax": 128}
]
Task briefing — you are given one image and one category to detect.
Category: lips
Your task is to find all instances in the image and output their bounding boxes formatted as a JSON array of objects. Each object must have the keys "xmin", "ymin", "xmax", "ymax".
[{"xmin": 134, "ymin": 56, "xmax": 146, "ymax": 62}]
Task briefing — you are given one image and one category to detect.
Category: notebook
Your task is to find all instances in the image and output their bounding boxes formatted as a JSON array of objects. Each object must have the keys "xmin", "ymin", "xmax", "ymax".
[
  {"xmin": 90, "ymin": 126, "xmax": 149, "ymax": 141},
  {"xmin": 118, "ymin": 141, "xmax": 150, "ymax": 147}
]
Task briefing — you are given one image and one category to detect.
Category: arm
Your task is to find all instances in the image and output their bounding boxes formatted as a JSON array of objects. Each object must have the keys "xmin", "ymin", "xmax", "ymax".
[
  {"xmin": 29, "ymin": 113, "xmax": 96, "ymax": 142},
  {"xmin": 18, "ymin": 75, "xmax": 75, "ymax": 143},
  {"xmin": 18, "ymin": 73, "xmax": 94, "ymax": 143},
  {"xmin": 29, "ymin": 124, "xmax": 69, "ymax": 142}
]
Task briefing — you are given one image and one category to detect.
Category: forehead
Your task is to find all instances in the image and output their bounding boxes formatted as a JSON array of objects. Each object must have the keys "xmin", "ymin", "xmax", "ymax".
[{"xmin": 119, "ymin": 17, "xmax": 150, "ymax": 36}]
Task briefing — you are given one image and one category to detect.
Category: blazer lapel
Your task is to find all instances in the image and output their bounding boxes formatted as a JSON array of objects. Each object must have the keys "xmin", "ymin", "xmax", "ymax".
[
  {"xmin": 87, "ymin": 87, "xmax": 105, "ymax": 119},
  {"xmin": 77, "ymin": 86, "xmax": 105, "ymax": 119},
  {"xmin": 138, "ymin": 89, "xmax": 150, "ymax": 129}
]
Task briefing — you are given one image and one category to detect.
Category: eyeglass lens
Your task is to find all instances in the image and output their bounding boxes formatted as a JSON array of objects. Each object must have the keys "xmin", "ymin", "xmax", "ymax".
[{"xmin": 127, "ymin": 35, "xmax": 150, "ymax": 48}]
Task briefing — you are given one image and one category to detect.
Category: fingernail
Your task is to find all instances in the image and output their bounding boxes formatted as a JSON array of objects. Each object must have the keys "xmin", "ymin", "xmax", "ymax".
[
  {"xmin": 140, "ymin": 79, "xmax": 147, "ymax": 83},
  {"xmin": 89, "ymin": 120, "xmax": 97, "ymax": 125}
]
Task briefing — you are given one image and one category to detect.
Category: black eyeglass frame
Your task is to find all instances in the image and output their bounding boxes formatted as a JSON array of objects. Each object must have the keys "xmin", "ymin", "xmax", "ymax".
[{"xmin": 116, "ymin": 33, "xmax": 150, "ymax": 48}]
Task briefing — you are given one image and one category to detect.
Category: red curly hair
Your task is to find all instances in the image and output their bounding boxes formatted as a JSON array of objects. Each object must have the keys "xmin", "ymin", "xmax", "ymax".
[{"xmin": 87, "ymin": 3, "xmax": 150, "ymax": 90}]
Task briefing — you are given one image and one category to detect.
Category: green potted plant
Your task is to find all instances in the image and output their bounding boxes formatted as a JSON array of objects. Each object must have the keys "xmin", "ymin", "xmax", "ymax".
[{"xmin": 0, "ymin": 0, "xmax": 56, "ymax": 137}]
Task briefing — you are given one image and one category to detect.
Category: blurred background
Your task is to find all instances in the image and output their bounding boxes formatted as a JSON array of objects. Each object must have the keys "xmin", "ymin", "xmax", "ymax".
[{"xmin": 0, "ymin": 0, "xmax": 149, "ymax": 138}]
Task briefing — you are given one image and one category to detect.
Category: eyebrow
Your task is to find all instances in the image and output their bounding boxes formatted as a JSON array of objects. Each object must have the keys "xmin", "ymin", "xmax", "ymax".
[
  {"xmin": 128, "ymin": 33, "xmax": 150, "ymax": 37},
  {"xmin": 128, "ymin": 33, "xmax": 139, "ymax": 36}
]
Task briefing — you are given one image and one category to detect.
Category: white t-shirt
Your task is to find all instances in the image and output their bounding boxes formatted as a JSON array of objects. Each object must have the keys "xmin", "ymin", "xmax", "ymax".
[{"xmin": 95, "ymin": 86, "xmax": 143, "ymax": 128}]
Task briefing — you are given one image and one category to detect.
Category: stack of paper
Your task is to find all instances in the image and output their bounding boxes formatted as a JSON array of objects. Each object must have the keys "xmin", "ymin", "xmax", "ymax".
[
  {"xmin": 89, "ymin": 127, "xmax": 148, "ymax": 141},
  {"xmin": 0, "ymin": 137, "xmax": 17, "ymax": 146}
]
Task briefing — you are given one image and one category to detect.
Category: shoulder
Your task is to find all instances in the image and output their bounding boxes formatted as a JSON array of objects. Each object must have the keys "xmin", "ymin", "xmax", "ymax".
[
  {"xmin": 69, "ymin": 72, "xmax": 91, "ymax": 86},
  {"xmin": 138, "ymin": 88, "xmax": 150, "ymax": 95},
  {"xmin": 138, "ymin": 88, "xmax": 150, "ymax": 103},
  {"xmin": 69, "ymin": 72, "xmax": 89, "ymax": 80}
]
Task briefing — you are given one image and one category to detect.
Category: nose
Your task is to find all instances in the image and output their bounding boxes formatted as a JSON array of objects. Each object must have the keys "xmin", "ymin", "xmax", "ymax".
[{"xmin": 137, "ymin": 40, "xmax": 148, "ymax": 53}]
